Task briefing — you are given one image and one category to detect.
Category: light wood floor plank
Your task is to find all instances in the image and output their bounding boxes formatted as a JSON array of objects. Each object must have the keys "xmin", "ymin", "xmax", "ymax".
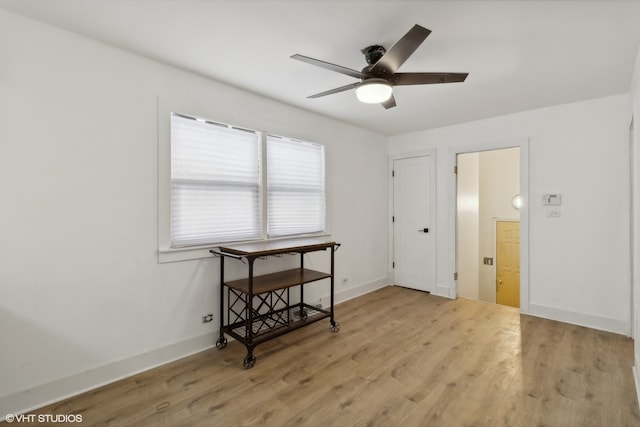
[{"xmin": 11, "ymin": 286, "xmax": 640, "ymax": 426}]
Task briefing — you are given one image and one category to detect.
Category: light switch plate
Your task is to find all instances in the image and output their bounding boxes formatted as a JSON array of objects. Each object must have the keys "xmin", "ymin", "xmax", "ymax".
[{"xmin": 543, "ymin": 194, "xmax": 562, "ymax": 205}]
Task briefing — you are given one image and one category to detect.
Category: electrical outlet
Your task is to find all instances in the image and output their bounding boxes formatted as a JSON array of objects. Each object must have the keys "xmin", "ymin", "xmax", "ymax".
[
  {"xmin": 342, "ymin": 277, "xmax": 348, "ymax": 285},
  {"xmin": 202, "ymin": 314, "xmax": 214, "ymax": 323}
]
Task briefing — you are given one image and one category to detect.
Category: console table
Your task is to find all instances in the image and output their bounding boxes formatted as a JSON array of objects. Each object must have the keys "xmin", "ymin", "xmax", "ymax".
[{"xmin": 210, "ymin": 238, "xmax": 340, "ymax": 368}]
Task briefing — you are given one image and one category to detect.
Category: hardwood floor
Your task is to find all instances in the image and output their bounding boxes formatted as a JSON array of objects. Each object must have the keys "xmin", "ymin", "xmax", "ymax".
[{"xmin": 16, "ymin": 286, "xmax": 640, "ymax": 426}]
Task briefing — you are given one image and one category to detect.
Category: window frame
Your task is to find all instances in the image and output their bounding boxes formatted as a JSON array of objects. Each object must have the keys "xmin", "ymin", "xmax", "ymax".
[{"xmin": 157, "ymin": 98, "xmax": 329, "ymax": 263}]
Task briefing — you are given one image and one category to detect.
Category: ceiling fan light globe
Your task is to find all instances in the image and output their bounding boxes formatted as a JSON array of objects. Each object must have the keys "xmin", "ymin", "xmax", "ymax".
[{"xmin": 356, "ymin": 79, "xmax": 393, "ymax": 104}]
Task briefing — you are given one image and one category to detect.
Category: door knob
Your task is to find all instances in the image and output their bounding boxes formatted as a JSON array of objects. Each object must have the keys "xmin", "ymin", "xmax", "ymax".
[{"xmin": 418, "ymin": 228, "xmax": 429, "ymax": 233}]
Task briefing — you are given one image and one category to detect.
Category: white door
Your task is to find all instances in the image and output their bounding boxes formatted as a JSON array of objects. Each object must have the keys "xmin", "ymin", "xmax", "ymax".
[{"xmin": 393, "ymin": 155, "xmax": 436, "ymax": 292}]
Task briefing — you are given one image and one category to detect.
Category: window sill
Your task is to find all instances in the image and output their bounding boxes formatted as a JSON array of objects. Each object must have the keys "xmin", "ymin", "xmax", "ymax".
[{"xmin": 157, "ymin": 233, "xmax": 332, "ymax": 263}]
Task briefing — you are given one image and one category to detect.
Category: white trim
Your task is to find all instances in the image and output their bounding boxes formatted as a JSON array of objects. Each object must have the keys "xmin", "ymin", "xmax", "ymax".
[
  {"xmin": 158, "ymin": 232, "xmax": 332, "ymax": 263},
  {"xmin": 0, "ymin": 333, "xmax": 216, "ymax": 421},
  {"xmin": 629, "ymin": 117, "xmax": 637, "ymax": 341},
  {"xmin": 493, "ymin": 217, "xmax": 520, "ymax": 222},
  {"xmin": 634, "ymin": 364, "xmax": 640, "ymax": 410},
  {"xmin": 388, "ymin": 149, "xmax": 437, "ymax": 293},
  {"xmin": 448, "ymin": 138, "xmax": 530, "ymax": 313},
  {"xmin": 320, "ymin": 277, "xmax": 390, "ymax": 308},
  {"xmin": 527, "ymin": 304, "xmax": 628, "ymax": 335}
]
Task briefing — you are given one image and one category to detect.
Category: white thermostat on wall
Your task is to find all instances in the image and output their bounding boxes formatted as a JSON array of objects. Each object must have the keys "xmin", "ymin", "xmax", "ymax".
[{"xmin": 543, "ymin": 194, "xmax": 562, "ymax": 206}]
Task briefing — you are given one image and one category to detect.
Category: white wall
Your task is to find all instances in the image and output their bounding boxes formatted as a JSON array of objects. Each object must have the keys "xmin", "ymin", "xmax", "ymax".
[
  {"xmin": 0, "ymin": 10, "xmax": 389, "ymax": 415},
  {"xmin": 389, "ymin": 93, "xmax": 631, "ymax": 334},
  {"xmin": 456, "ymin": 153, "xmax": 480, "ymax": 300}
]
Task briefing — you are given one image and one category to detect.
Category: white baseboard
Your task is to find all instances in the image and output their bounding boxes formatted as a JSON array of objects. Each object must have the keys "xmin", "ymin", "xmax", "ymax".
[
  {"xmin": 0, "ymin": 333, "xmax": 216, "ymax": 422},
  {"xmin": 0, "ymin": 277, "xmax": 391, "ymax": 421},
  {"xmin": 319, "ymin": 276, "xmax": 390, "ymax": 307},
  {"xmin": 633, "ymin": 364, "xmax": 640, "ymax": 410},
  {"xmin": 527, "ymin": 303, "xmax": 629, "ymax": 335}
]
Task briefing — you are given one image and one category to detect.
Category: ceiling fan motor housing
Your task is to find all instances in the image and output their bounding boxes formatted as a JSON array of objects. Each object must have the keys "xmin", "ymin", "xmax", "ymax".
[{"xmin": 361, "ymin": 45, "xmax": 386, "ymax": 65}]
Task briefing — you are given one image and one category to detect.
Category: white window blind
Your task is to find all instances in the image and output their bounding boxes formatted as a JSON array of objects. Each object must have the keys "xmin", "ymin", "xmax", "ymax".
[
  {"xmin": 170, "ymin": 114, "xmax": 261, "ymax": 247},
  {"xmin": 267, "ymin": 135, "xmax": 326, "ymax": 237}
]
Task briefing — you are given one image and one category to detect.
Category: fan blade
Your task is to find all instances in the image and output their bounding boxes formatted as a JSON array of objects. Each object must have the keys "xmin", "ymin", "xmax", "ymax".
[
  {"xmin": 291, "ymin": 54, "xmax": 364, "ymax": 79},
  {"xmin": 307, "ymin": 82, "xmax": 360, "ymax": 98},
  {"xmin": 391, "ymin": 72, "xmax": 469, "ymax": 86},
  {"xmin": 370, "ymin": 24, "xmax": 431, "ymax": 77},
  {"xmin": 381, "ymin": 94, "xmax": 397, "ymax": 109}
]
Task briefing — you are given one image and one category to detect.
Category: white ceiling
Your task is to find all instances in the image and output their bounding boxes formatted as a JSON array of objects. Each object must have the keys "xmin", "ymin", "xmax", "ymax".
[{"xmin": 2, "ymin": 0, "xmax": 640, "ymax": 136}]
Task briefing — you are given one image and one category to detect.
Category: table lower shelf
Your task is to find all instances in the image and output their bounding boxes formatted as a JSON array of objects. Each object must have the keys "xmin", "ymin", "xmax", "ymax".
[
  {"xmin": 223, "ymin": 303, "xmax": 330, "ymax": 346},
  {"xmin": 224, "ymin": 268, "xmax": 331, "ymax": 294}
]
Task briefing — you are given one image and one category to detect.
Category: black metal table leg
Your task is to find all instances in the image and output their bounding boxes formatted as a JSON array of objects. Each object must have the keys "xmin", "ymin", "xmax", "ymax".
[
  {"xmin": 330, "ymin": 243, "xmax": 340, "ymax": 332},
  {"xmin": 299, "ymin": 252, "xmax": 306, "ymax": 319},
  {"xmin": 216, "ymin": 335, "xmax": 228, "ymax": 349},
  {"xmin": 217, "ymin": 254, "xmax": 227, "ymax": 348},
  {"xmin": 243, "ymin": 348, "xmax": 256, "ymax": 369}
]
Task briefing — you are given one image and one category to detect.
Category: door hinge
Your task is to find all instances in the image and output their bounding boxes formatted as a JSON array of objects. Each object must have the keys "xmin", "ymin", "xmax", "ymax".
[
  {"xmin": 392, "ymin": 216, "xmax": 395, "ymax": 223},
  {"xmin": 454, "ymin": 166, "xmax": 458, "ymax": 174},
  {"xmin": 392, "ymin": 170, "xmax": 395, "ymax": 177},
  {"xmin": 392, "ymin": 261, "xmax": 395, "ymax": 268},
  {"xmin": 454, "ymin": 272, "xmax": 458, "ymax": 280}
]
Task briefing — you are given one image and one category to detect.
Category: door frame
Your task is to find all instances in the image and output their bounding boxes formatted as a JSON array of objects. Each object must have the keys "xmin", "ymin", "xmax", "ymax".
[
  {"xmin": 630, "ymin": 117, "xmax": 636, "ymax": 339},
  {"xmin": 450, "ymin": 138, "xmax": 530, "ymax": 313},
  {"xmin": 388, "ymin": 149, "xmax": 437, "ymax": 292}
]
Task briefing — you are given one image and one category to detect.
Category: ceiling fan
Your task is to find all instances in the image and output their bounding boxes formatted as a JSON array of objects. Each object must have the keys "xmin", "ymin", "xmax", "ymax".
[{"xmin": 291, "ymin": 24, "xmax": 468, "ymax": 109}]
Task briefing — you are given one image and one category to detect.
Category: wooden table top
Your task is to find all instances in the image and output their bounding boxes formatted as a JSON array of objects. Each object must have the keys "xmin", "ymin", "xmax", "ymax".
[{"xmin": 217, "ymin": 237, "xmax": 337, "ymax": 257}]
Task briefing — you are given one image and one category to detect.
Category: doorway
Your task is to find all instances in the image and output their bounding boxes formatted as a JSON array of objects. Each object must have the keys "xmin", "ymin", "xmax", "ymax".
[{"xmin": 455, "ymin": 147, "xmax": 521, "ymax": 307}]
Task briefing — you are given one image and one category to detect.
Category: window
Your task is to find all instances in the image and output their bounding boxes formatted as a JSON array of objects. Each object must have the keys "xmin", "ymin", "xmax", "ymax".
[
  {"xmin": 169, "ymin": 113, "xmax": 326, "ymax": 248},
  {"xmin": 170, "ymin": 114, "xmax": 262, "ymax": 247},
  {"xmin": 267, "ymin": 135, "xmax": 326, "ymax": 237}
]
